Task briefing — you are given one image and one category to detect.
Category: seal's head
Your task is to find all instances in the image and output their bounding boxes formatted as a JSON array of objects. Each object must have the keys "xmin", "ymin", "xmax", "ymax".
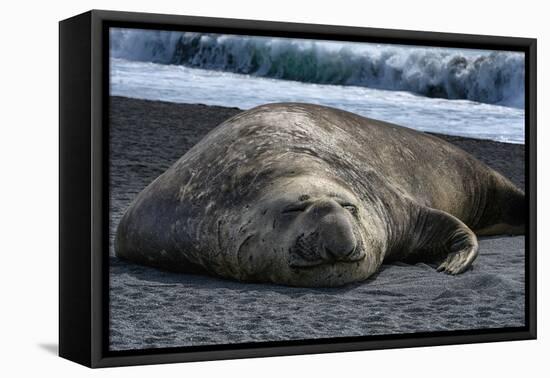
[{"xmin": 234, "ymin": 174, "xmax": 386, "ymax": 287}]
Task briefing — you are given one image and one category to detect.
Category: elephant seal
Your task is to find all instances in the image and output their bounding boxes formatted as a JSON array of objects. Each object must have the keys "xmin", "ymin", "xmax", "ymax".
[{"xmin": 115, "ymin": 103, "xmax": 525, "ymax": 287}]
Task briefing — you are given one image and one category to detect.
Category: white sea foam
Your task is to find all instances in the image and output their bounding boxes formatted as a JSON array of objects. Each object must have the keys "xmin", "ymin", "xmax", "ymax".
[
  {"xmin": 110, "ymin": 28, "xmax": 525, "ymax": 108},
  {"xmin": 110, "ymin": 58, "xmax": 524, "ymax": 143}
]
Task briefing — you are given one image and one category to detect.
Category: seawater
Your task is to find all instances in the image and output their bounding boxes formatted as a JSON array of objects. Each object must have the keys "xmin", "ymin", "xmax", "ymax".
[{"xmin": 110, "ymin": 58, "xmax": 525, "ymax": 144}]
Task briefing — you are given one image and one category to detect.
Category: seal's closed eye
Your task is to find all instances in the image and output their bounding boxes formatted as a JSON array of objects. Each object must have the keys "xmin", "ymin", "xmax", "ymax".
[
  {"xmin": 281, "ymin": 204, "xmax": 309, "ymax": 214},
  {"xmin": 281, "ymin": 195, "xmax": 313, "ymax": 214},
  {"xmin": 341, "ymin": 204, "xmax": 358, "ymax": 215}
]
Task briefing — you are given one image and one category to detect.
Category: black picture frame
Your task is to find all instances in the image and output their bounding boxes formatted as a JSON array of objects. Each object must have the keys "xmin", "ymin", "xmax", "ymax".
[{"xmin": 59, "ymin": 9, "xmax": 537, "ymax": 368}]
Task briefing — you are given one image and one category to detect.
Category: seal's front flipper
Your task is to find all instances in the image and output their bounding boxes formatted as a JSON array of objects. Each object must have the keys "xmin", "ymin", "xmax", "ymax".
[
  {"xmin": 435, "ymin": 240, "xmax": 478, "ymax": 275},
  {"xmin": 409, "ymin": 206, "xmax": 479, "ymax": 275}
]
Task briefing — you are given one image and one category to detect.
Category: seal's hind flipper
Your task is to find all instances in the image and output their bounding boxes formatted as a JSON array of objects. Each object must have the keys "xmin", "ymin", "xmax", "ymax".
[
  {"xmin": 405, "ymin": 206, "xmax": 479, "ymax": 275},
  {"xmin": 474, "ymin": 173, "xmax": 525, "ymax": 236}
]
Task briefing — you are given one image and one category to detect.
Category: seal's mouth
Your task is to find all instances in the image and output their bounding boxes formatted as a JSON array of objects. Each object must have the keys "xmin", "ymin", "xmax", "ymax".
[
  {"xmin": 288, "ymin": 232, "xmax": 366, "ymax": 269},
  {"xmin": 289, "ymin": 253, "xmax": 366, "ymax": 269}
]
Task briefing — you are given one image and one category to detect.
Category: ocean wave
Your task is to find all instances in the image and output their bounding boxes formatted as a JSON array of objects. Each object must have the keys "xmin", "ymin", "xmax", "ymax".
[{"xmin": 110, "ymin": 28, "xmax": 525, "ymax": 108}]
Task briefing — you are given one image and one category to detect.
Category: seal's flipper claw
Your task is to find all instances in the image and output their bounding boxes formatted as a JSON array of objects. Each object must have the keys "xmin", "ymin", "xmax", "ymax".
[
  {"xmin": 407, "ymin": 206, "xmax": 479, "ymax": 275},
  {"xmin": 437, "ymin": 224, "xmax": 478, "ymax": 275},
  {"xmin": 437, "ymin": 244, "xmax": 478, "ymax": 275}
]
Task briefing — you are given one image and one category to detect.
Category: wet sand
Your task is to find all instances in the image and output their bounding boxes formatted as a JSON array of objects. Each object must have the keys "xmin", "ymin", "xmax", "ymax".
[{"xmin": 109, "ymin": 96, "xmax": 525, "ymax": 351}]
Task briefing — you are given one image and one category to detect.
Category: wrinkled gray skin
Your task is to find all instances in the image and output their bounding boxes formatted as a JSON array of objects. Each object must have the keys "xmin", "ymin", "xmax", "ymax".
[{"xmin": 116, "ymin": 103, "xmax": 525, "ymax": 287}]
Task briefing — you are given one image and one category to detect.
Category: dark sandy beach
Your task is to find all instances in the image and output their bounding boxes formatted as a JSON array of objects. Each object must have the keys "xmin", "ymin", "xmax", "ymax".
[{"xmin": 109, "ymin": 96, "xmax": 525, "ymax": 351}]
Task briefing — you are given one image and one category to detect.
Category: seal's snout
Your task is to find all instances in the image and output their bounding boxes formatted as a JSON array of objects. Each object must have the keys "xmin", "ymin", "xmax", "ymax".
[
  {"xmin": 317, "ymin": 203, "xmax": 357, "ymax": 262},
  {"xmin": 289, "ymin": 199, "xmax": 365, "ymax": 268}
]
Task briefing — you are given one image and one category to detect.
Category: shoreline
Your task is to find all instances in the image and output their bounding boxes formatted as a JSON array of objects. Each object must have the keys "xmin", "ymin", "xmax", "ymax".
[{"xmin": 113, "ymin": 95, "xmax": 525, "ymax": 143}]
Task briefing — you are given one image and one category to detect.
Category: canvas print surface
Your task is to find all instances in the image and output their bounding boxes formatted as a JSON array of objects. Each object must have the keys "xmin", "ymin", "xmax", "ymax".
[{"xmin": 108, "ymin": 27, "xmax": 526, "ymax": 351}]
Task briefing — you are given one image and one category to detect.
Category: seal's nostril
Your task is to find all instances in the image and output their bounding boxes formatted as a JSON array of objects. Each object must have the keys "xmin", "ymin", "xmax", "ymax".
[
  {"xmin": 325, "ymin": 244, "xmax": 356, "ymax": 261},
  {"xmin": 344, "ymin": 245, "xmax": 356, "ymax": 257}
]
